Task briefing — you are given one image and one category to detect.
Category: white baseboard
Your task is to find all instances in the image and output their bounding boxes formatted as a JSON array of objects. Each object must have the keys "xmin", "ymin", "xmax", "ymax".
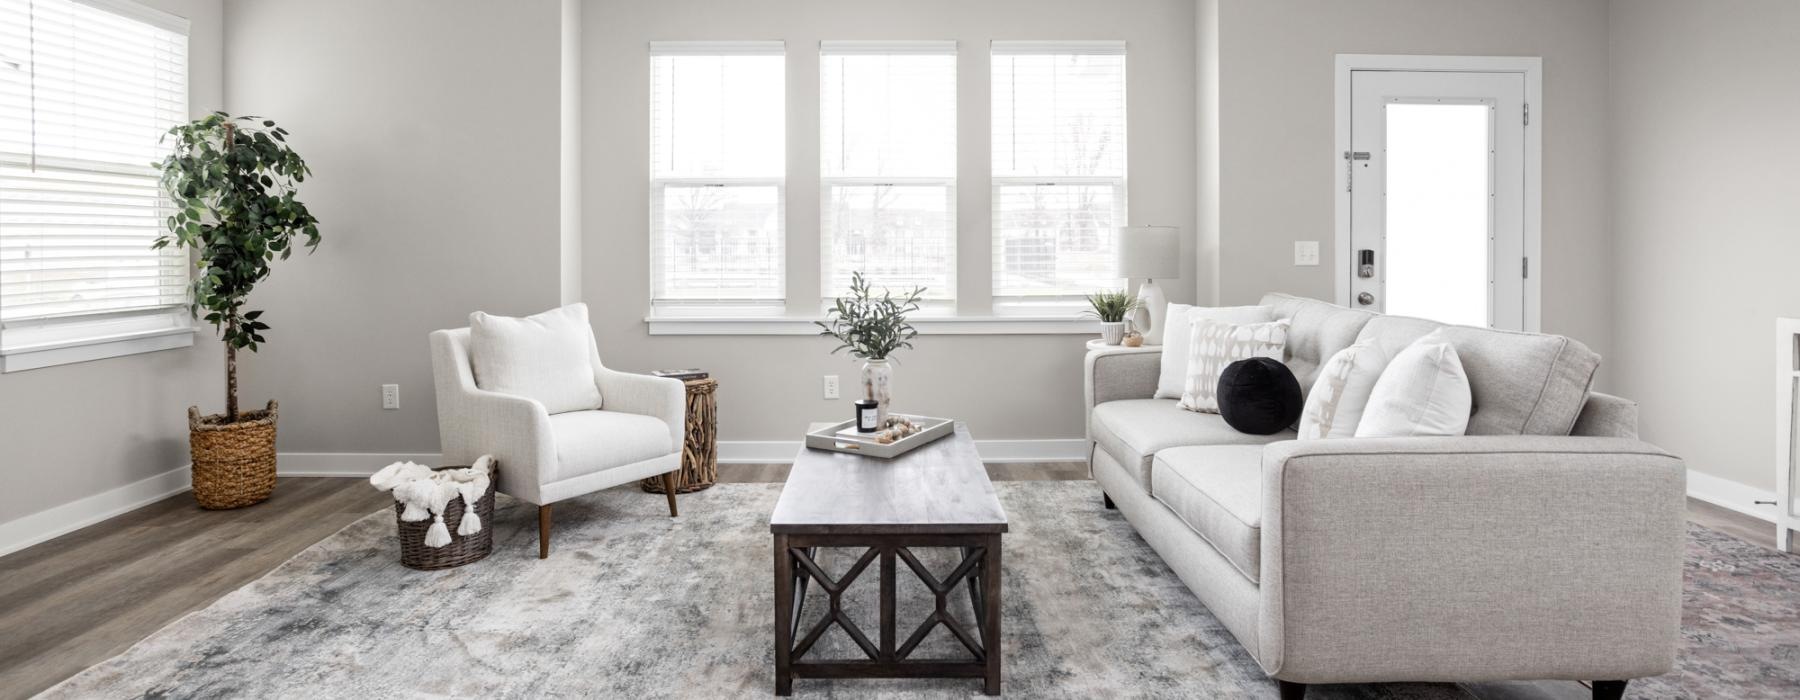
[
  {"xmin": 717, "ymin": 438, "xmax": 1090, "ymax": 464},
  {"xmin": 276, "ymin": 452, "xmax": 442, "ymax": 477},
  {"xmin": 0, "ymin": 465, "xmax": 192, "ymax": 558},
  {"xmin": 1687, "ymin": 468, "xmax": 1779, "ymax": 524}
]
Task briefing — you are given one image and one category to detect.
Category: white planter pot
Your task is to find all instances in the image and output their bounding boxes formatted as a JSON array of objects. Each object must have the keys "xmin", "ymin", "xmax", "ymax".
[
  {"xmin": 861, "ymin": 359, "xmax": 893, "ymax": 425},
  {"xmin": 1099, "ymin": 322, "xmax": 1126, "ymax": 345}
]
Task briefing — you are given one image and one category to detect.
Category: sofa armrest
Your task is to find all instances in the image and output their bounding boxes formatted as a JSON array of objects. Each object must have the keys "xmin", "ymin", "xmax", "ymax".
[
  {"xmin": 595, "ymin": 366, "xmax": 685, "ymax": 454},
  {"xmin": 430, "ymin": 329, "xmax": 557, "ymax": 502},
  {"xmin": 1084, "ymin": 346, "xmax": 1163, "ymax": 434},
  {"xmin": 1256, "ymin": 436, "xmax": 1686, "ymax": 683},
  {"xmin": 1572, "ymin": 391, "xmax": 1639, "ymax": 438}
]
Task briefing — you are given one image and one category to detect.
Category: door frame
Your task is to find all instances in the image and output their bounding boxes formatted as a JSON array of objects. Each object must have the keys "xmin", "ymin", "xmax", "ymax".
[{"xmin": 1333, "ymin": 54, "xmax": 1542, "ymax": 331}]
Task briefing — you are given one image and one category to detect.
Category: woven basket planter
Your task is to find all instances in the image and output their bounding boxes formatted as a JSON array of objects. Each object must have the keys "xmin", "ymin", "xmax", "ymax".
[
  {"xmin": 395, "ymin": 464, "xmax": 497, "ymax": 571},
  {"xmin": 188, "ymin": 400, "xmax": 278, "ymax": 510}
]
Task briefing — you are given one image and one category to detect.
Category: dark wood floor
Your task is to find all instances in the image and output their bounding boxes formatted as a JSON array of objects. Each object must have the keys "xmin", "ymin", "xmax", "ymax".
[{"xmin": 0, "ymin": 463, "xmax": 1774, "ymax": 700}]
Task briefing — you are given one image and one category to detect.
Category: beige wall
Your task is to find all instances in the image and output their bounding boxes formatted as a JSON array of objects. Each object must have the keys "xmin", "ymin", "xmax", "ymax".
[
  {"xmin": 1609, "ymin": 0, "xmax": 1800, "ymax": 493},
  {"xmin": 583, "ymin": 0, "xmax": 1197, "ymax": 441},
  {"xmin": 1204, "ymin": 0, "xmax": 1615, "ymax": 384},
  {"xmin": 0, "ymin": 0, "xmax": 226, "ymax": 526},
  {"xmin": 224, "ymin": 0, "xmax": 564, "ymax": 453}
]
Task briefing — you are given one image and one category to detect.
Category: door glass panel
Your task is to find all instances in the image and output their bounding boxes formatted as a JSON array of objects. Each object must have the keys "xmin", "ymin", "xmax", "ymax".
[{"xmin": 1384, "ymin": 102, "xmax": 1491, "ymax": 326}]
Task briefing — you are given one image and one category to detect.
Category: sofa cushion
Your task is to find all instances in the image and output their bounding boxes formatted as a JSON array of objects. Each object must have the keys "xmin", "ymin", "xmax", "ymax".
[
  {"xmin": 1355, "ymin": 317, "xmax": 1602, "ymax": 435},
  {"xmin": 1090, "ymin": 399, "xmax": 1292, "ymax": 493},
  {"xmin": 1151, "ymin": 444, "xmax": 1264, "ymax": 583},
  {"xmin": 1258, "ymin": 293, "xmax": 1376, "ymax": 400},
  {"xmin": 1353, "ymin": 314, "xmax": 1444, "ymax": 358},
  {"xmin": 1422, "ymin": 327, "xmax": 1601, "ymax": 436},
  {"xmin": 547, "ymin": 410, "xmax": 674, "ymax": 481}
]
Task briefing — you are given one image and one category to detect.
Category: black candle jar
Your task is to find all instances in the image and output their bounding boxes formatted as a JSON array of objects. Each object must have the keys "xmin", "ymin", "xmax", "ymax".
[{"xmin": 854, "ymin": 399, "xmax": 880, "ymax": 433}]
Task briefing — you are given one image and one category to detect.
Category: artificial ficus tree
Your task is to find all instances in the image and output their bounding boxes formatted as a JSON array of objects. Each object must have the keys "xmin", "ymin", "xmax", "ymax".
[{"xmin": 155, "ymin": 112, "xmax": 320, "ymax": 422}]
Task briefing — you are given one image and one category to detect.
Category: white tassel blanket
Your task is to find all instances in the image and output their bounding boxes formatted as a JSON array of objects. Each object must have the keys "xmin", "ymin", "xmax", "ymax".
[{"xmin": 370, "ymin": 455, "xmax": 494, "ymax": 548}]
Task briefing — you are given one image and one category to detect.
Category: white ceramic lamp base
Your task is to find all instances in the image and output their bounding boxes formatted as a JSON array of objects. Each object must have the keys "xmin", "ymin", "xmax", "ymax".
[{"xmin": 1135, "ymin": 278, "xmax": 1168, "ymax": 345}]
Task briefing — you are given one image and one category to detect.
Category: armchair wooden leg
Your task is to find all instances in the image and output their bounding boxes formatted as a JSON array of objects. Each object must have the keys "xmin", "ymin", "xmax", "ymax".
[
  {"xmin": 538, "ymin": 504, "xmax": 552, "ymax": 559},
  {"xmin": 1591, "ymin": 680, "xmax": 1627, "ymax": 700},
  {"xmin": 661, "ymin": 471, "xmax": 679, "ymax": 517}
]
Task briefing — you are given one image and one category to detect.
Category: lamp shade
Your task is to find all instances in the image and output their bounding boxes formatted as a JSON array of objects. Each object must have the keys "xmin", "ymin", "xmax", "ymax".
[{"xmin": 1117, "ymin": 225, "xmax": 1180, "ymax": 280}]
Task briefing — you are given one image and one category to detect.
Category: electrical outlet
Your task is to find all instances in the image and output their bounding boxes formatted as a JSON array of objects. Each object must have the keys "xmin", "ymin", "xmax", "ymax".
[
  {"xmin": 1294, "ymin": 240, "xmax": 1321, "ymax": 266},
  {"xmin": 382, "ymin": 384, "xmax": 400, "ymax": 410},
  {"xmin": 822, "ymin": 375, "xmax": 840, "ymax": 400}
]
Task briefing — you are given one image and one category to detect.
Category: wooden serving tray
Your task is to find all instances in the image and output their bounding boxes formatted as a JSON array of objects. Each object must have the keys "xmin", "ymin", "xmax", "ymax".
[{"xmin": 804, "ymin": 414, "xmax": 955, "ymax": 459}]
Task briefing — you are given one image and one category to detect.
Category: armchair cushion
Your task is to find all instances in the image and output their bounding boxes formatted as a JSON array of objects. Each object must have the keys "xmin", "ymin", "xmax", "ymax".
[
  {"xmin": 469, "ymin": 303, "xmax": 604, "ymax": 414},
  {"xmin": 548, "ymin": 410, "xmax": 677, "ymax": 480}
]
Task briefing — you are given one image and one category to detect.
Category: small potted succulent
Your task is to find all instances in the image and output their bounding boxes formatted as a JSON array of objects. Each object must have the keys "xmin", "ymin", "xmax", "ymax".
[
  {"xmin": 1083, "ymin": 290, "xmax": 1141, "ymax": 346},
  {"xmin": 817, "ymin": 271, "xmax": 925, "ymax": 426}
]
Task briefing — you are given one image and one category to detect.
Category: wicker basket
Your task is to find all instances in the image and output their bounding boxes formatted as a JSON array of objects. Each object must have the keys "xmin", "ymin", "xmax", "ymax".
[
  {"xmin": 395, "ymin": 464, "xmax": 497, "ymax": 571},
  {"xmin": 188, "ymin": 401, "xmax": 279, "ymax": 510}
]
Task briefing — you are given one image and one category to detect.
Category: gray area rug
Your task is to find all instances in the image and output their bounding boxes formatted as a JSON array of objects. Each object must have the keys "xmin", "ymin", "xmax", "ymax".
[{"xmin": 39, "ymin": 481, "xmax": 1800, "ymax": 699}]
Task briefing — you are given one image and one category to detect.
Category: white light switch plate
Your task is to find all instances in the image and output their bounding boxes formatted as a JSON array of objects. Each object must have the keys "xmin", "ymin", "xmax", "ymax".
[{"xmin": 1294, "ymin": 241, "xmax": 1320, "ymax": 266}]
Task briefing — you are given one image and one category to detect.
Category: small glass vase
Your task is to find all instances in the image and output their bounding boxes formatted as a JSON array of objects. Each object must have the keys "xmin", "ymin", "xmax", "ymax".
[{"xmin": 861, "ymin": 359, "xmax": 893, "ymax": 426}]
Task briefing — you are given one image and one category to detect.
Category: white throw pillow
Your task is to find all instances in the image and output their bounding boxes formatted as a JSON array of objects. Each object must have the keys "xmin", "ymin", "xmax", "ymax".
[
  {"xmin": 1297, "ymin": 340, "xmax": 1392, "ymax": 439},
  {"xmin": 1154, "ymin": 305, "xmax": 1274, "ymax": 400},
  {"xmin": 1355, "ymin": 340, "xmax": 1471, "ymax": 438},
  {"xmin": 1178, "ymin": 317, "xmax": 1290, "ymax": 413},
  {"xmin": 469, "ymin": 303, "xmax": 604, "ymax": 414}
]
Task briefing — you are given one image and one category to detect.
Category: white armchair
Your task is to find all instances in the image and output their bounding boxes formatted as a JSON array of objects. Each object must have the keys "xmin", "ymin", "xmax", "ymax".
[{"xmin": 429, "ymin": 325, "xmax": 685, "ymax": 558}]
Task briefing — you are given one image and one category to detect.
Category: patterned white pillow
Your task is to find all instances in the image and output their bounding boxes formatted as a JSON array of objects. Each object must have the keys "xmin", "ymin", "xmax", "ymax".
[
  {"xmin": 1297, "ymin": 340, "xmax": 1391, "ymax": 439},
  {"xmin": 1179, "ymin": 318, "xmax": 1290, "ymax": 413},
  {"xmin": 1153, "ymin": 305, "xmax": 1274, "ymax": 400}
]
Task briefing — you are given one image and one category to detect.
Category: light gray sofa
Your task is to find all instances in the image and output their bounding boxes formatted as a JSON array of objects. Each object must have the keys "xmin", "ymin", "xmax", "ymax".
[{"xmin": 1084, "ymin": 293, "xmax": 1685, "ymax": 700}]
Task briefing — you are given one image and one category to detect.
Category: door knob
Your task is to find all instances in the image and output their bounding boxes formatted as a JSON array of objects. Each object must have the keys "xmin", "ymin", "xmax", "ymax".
[{"xmin": 1357, "ymin": 292, "xmax": 1375, "ymax": 306}]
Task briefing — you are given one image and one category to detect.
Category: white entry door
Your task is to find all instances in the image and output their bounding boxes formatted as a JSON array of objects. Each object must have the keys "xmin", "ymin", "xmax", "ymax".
[{"xmin": 1345, "ymin": 67, "xmax": 1531, "ymax": 330}]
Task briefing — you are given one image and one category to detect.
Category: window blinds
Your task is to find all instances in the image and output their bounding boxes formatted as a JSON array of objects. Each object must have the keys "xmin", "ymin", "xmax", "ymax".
[
  {"xmin": 649, "ymin": 41, "xmax": 786, "ymax": 305},
  {"xmin": 0, "ymin": 0, "xmax": 190, "ymax": 323},
  {"xmin": 990, "ymin": 41, "xmax": 1126, "ymax": 299},
  {"xmin": 820, "ymin": 41, "xmax": 955, "ymax": 300}
]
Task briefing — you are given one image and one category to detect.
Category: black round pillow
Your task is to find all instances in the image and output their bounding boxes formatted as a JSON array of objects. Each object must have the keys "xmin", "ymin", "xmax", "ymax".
[{"xmin": 1216, "ymin": 357, "xmax": 1303, "ymax": 435}]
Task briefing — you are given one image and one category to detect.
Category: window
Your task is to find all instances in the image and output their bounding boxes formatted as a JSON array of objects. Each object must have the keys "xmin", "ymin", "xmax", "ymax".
[
  {"xmin": 991, "ymin": 41, "xmax": 1126, "ymax": 301},
  {"xmin": 649, "ymin": 41, "xmax": 785, "ymax": 310},
  {"xmin": 820, "ymin": 41, "xmax": 955, "ymax": 302},
  {"xmin": 0, "ymin": 0, "xmax": 192, "ymax": 369}
]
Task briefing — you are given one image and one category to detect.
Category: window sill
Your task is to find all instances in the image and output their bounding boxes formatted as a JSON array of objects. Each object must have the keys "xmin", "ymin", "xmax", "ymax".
[
  {"xmin": 0, "ymin": 314, "xmax": 196, "ymax": 373},
  {"xmin": 645, "ymin": 314, "xmax": 1099, "ymax": 336}
]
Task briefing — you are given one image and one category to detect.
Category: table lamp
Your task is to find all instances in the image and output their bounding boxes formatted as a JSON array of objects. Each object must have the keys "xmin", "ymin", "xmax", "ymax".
[{"xmin": 1117, "ymin": 225, "xmax": 1179, "ymax": 345}]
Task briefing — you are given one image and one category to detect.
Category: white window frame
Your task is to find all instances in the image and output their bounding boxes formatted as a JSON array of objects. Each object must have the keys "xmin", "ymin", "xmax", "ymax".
[
  {"xmin": 818, "ymin": 41, "xmax": 958, "ymax": 309},
  {"xmin": 989, "ymin": 41, "xmax": 1129, "ymax": 315},
  {"xmin": 648, "ymin": 41, "xmax": 788, "ymax": 316},
  {"xmin": 0, "ymin": 0, "xmax": 195, "ymax": 372}
]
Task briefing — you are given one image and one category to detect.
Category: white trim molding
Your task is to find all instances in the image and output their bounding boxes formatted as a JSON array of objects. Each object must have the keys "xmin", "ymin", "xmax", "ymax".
[
  {"xmin": 0, "ymin": 310, "xmax": 195, "ymax": 373},
  {"xmin": 1332, "ymin": 54, "xmax": 1543, "ymax": 332},
  {"xmin": 0, "ymin": 465, "xmax": 192, "ymax": 558},
  {"xmin": 1686, "ymin": 468, "xmax": 1779, "ymax": 525},
  {"xmin": 276, "ymin": 452, "xmax": 443, "ymax": 477}
]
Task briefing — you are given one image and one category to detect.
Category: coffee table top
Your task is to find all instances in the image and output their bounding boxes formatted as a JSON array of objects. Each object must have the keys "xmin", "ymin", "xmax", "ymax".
[{"xmin": 770, "ymin": 422, "xmax": 1008, "ymax": 535}]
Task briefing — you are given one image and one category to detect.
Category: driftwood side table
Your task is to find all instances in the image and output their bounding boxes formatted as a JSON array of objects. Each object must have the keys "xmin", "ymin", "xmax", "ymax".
[{"xmin": 643, "ymin": 377, "xmax": 718, "ymax": 494}]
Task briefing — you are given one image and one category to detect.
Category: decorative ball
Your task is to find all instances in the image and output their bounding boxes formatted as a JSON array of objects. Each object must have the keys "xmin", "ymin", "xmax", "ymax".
[{"xmin": 1215, "ymin": 357, "xmax": 1303, "ymax": 435}]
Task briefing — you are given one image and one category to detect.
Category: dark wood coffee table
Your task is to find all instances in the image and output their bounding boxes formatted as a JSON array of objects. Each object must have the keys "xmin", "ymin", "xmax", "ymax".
[{"xmin": 770, "ymin": 422, "xmax": 1008, "ymax": 696}]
